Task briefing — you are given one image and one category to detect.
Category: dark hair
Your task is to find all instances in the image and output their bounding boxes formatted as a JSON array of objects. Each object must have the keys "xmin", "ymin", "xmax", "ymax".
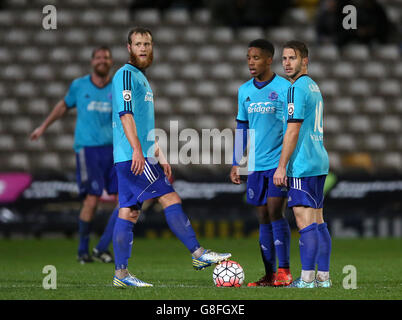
[
  {"xmin": 248, "ymin": 39, "xmax": 275, "ymax": 57},
  {"xmin": 91, "ymin": 45, "xmax": 112, "ymax": 58},
  {"xmin": 127, "ymin": 27, "xmax": 153, "ymax": 44},
  {"xmin": 283, "ymin": 40, "xmax": 308, "ymax": 58}
]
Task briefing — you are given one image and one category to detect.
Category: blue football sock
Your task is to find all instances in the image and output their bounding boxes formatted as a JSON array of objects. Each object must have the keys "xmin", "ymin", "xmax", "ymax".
[
  {"xmin": 78, "ymin": 219, "xmax": 92, "ymax": 256},
  {"xmin": 96, "ymin": 207, "xmax": 119, "ymax": 253},
  {"xmin": 164, "ymin": 203, "xmax": 200, "ymax": 254},
  {"xmin": 272, "ymin": 218, "xmax": 291, "ymax": 269},
  {"xmin": 113, "ymin": 217, "xmax": 134, "ymax": 270},
  {"xmin": 259, "ymin": 223, "xmax": 276, "ymax": 275},
  {"xmin": 317, "ymin": 222, "xmax": 331, "ymax": 272},
  {"xmin": 299, "ymin": 223, "xmax": 319, "ymax": 271}
]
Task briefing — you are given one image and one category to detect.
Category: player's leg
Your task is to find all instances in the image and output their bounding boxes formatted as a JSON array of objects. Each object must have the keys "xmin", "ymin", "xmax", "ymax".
[
  {"xmin": 157, "ymin": 191, "xmax": 231, "ymax": 270},
  {"xmin": 77, "ymin": 194, "xmax": 99, "ymax": 263},
  {"xmin": 247, "ymin": 205, "xmax": 276, "ymax": 287},
  {"xmin": 315, "ymin": 208, "xmax": 332, "ymax": 287},
  {"xmin": 289, "ymin": 205, "xmax": 318, "ymax": 288},
  {"xmin": 93, "ymin": 151, "xmax": 119, "ymax": 262},
  {"xmin": 112, "ymin": 207, "xmax": 153, "ymax": 287},
  {"xmin": 267, "ymin": 196, "xmax": 292, "ymax": 286}
]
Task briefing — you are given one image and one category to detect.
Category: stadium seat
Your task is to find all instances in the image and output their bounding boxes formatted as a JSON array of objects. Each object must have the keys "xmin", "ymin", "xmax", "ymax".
[
  {"xmin": 155, "ymin": 97, "xmax": 172, "ymax": 114},
  {"xmin": 38, "ymin": 152, "xmax": 62, "ymax": 170},
  {"xmin": 14, "ymin": 82, "xmax": 36, "ymax": 98},
  {"xmin": 393, "ymin": 98, "xmax": 402, "ymax": 112},
  {"xmin": 365, "ymin": 134, "xmax": 387, "ymax": 150},
  {"xmin": 167, "ymin": 46, "xmax": 191, "ymax": 62},
  {"xmin": 108, "ymin": 9, "xmax": 130, "ymax": 25},
  {"xmin": 315, "ymin": 44, "xmax": 339, "ymax": 61},
  {"xmin": 184, "ymin": 27, "xmax": 208, "ymax": 43},
  {"xmin": 164, "ymin": 9, "xmax": 190, "ymax": 25},
  {"xmin": 0, "ymin": 99, "xmax": 19, "ymax": 115},
  {"xmin": 79, "ymin": 10, "xmax": 103, "ymax": 25},
  {"xmin": 153, "ymin": 27, "xmax": 178, "ymax": 44},
  {"xmin": 0, "ymin": 135, "xmax": 16, "ymax": 151},
  {"xmin": 31, "ymin": 64, "xmax": 55, "ymax": 81},
  {"xmin": 43, "ymin": 82, "xmax": 68, "ymax": 98},
  {"xmin": 381, "ymin": 152, "xmax": 402, "ymax": 170},
  {"xmin": 210, "ymin": 97, "xmax": 235, "ymax": 114},
  {"xmin": 362, "ymin": 62, "xmax": 387, "ymax": 78},
  {"xmin": 348, "ymin": 80, "xmax": 371, "ymax": 96},
  {"xmin": 332, "ymin": 97, "xmax": 356, "ymax": 113},
  {"xmin": 324, "ymin": 115, "xmax": 342, "ymax": 133},
  {"xmin": 193, "ymin": 9, "xmax": 211, "ymax": 24},
  {"xmin": 348, "ymin": 115, "xmax": 371, "ymax": 132},
  {"xmin": 295, "ymin": 26, "xmax": 316, "ymax": 43},
  {"xmin": 373, "ymin": 44, "xmax": 400, "ymax": 60},
  {"xmin": 342, "ymin": 44, "xmax": 370, "ymax": 60},
  {"xmin": 164, "ymin": 81, "xmax": 187, "ymax": 97},
  {"xmin": 238, "ymin": 28, "xmax": 265, "ymax": 42},
  {"xmin": 197, "ymin": 46, "xmax": 221, "ymax": 62},
  {"xmin": 60, "ymin": 64, "xmax": 84, "ymax": 80},
  {"xmin": 8, "ymin": 153, "xmax": 30, "ymax": 170},
  {"xmin": 362, "ymin": 96, "xmax": 386, "ymax": 113},
  {"xmin": 178, "ymin": 98, "xmax": 203, "ymax": 114},
  {"xmin": 3, "ymin": 65, "xmax": 25, "ymax": 81},
  {"xmin": 267, "ymin": 27, "xmax": 295, "ymax": 43},
  {"xmin": 52, "ymin": 135, "xmax": 74, "ymax": 151},
  {"xmin": 333, "ymin": 134, "xmax": 356, "ymax": 150},
  {"xmin": 209, "ymin": 63, "xmax": 235, "ymax": 79},
  {"xmin": 179, "ymin": 64, "xmax": 205, "ymax": 80},
  {"xmin": 65, "ymin": 29, "xmax": 89, "ymax": 45},
  {"xmin": 27, "ymin": 99, "xmax": 50, "ymax": 115},
  {"xmin": 332, "ymin": 62, "xmax": 355, "ymax": 78},
  {"xmin": 4, "ymin": 29, "xmax": 28, "ymax": 45},
  {"xmin": 93, "ymin": 28, "xmax": 116, "ymax": 44},
  {"xmin": 378, "ymin": 115, "xmax": 401, "ymax": 133},
  {"xmin": 378, "ymin": 80, "xmax": 400, "ymax": 96},
  {"xmin": 227, "ymin": 45, "xmax": 247, "ymax": 61},
  {"xmin": 131, "ymin": 9, "xmax": 160, "ymax": 25},
  {"xmin": 308, "ymin": 62, "xmax": 327, "ymax": 79},
  {"xmin": 193, "ymin": 81, "xmax": 218, "ymax": 97},
  {"xmin": 318, "ymin": 79, "xmax": 338, "ymax": 97},
  {"xmin": 56, "ymin": 9, "xmax": 76, "ymax": 26},
  {"xmin": 211, "ymin": 27, "xmax": 234, "ymax": 43},
  {"xmin": 18, "ymin": 47, "xmax": 42, "ymax": 63}
]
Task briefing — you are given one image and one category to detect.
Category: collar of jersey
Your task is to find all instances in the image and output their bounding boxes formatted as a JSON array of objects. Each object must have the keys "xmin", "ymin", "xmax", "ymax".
[{"xmin": 252, "ymin": 73, "xmax": 276, "ymax": 90}]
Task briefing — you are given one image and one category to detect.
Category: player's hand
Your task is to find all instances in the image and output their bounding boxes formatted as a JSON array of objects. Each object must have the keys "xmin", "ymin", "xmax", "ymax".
[
  {"xmin": 161, "ymin": 162, "xmax": 172, "ymax": 180},
  {"xmin": 230, "ymin": 166, "xmax": 241, "ymax": 184},
  {"xmin": 30, "ymin": 126, "xmax": 45, "ymax": 141},
  {"xmin": 273, "ymin": 167, "xmax": 287, "ymax": 187},
  {"xmin": 131, "ymin": 150, "xmax": 145, "ymax": 175}
]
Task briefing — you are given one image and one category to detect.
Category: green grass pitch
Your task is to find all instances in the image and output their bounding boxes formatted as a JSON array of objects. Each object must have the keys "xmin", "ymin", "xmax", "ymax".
[{"xmin": 0, "ymin": 236, "xmax": 401, "ymax": 300}]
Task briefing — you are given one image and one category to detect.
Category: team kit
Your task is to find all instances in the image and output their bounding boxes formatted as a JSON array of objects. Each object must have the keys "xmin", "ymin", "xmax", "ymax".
[{"xmin": 33, "ymin": 27, "xmax": 331, "ymax": 289}]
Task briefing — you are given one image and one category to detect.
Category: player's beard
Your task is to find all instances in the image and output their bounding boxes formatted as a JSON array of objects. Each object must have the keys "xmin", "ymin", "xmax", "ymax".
[
  {"xmin": 129, "ymin": 51, "xmax": 153, "ymax": 70},
  {"xmin": 94, "ymin": 63, "xmax": 110, "ymax": 77}
]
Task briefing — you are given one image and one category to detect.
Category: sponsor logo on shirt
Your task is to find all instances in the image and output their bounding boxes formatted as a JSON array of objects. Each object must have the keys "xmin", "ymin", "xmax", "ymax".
[
  {"xmin": 87, "ymin": 101, "xmax": 112, "ymax": 113},
  {"xmin": 123, "ymin": 90, "xmax": 132, "ymax": 102},
  {"xmin": 144, "ymin": 91, "xmax": 153, "ymax": 102},
  {"xmin": 248, "ymin": 102, "xmax": 276, "ymax": 114}
]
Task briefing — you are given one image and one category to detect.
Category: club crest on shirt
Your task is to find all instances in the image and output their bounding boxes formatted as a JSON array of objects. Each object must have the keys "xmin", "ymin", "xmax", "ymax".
[
  {"xmin": 288, "ymin": 103, "xmax": 295, "ymax": 116},
  {"xmin": 123, "ymin": 90, "xmax": 132, "ymax": 102},
  {"xmin": 268, "ymin": 91, "xmax": 278, "ymax": 101}
]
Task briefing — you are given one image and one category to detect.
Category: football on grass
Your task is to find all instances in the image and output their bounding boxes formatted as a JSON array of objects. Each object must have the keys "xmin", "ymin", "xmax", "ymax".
[{"xmin": 213, "ymin": 260, "xmax": 244, "ymax": 287}]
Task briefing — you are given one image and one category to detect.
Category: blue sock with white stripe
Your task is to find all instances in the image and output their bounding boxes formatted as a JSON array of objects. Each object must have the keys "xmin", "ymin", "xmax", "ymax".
[
  {"xmin": 299, "ymin": 223, "xmax": 319, "ymax": 271},
  {"xmin": 164, "ymin": 203, "xmax": 201, "ymax": 254},
  {"xmin": 113, "ymin": 217, "xmax": 134, "ymax": 270},
  {"xmin": 272, "ymin": 218, "xmax": 291, "ymax": 269},
  {"xmin": 259, "ymin": 223, "xmax": 276, "ymax": 275},
  {"xmin": 78, "ymin": 219, "xmax": 92, "ymax": 256},
  {"xmin": 96, "ymin": 207, "xmax": 119, "ymax": 253},
  {"xmin": 317, "ymin": 222, "xmax": 331, "ymax": 272}
]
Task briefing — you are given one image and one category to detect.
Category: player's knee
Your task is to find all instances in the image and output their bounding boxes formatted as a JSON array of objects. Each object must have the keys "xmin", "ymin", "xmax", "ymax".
[
  {"xmin": 158, "ymin": 192, "xmax": 181, "ymax": 208},
  {"xmin": 83, "ymin": 194, "xmax": 99, "ymax": 209}
]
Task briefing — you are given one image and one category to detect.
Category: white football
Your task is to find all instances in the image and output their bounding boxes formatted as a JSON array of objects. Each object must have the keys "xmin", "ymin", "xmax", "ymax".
[{"xmin": 212, "ymin": 260, "xmax": 244, "ymax": 287}]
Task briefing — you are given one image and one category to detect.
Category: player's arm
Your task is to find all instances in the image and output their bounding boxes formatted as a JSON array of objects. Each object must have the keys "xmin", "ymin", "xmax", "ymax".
[
  {"xmin": 231, "ymin": 120, "xmax": 248, "ymax": 184},
  {"xmin": 273, "ymin": 122, "xmax": 301, "ymax": 187},
  {"xmin": 30, "ymin": 99, "xmax": 68, "ymax": 140},
  {"xmin": 120, "ymin": 113, "xmax": 145, "ymax": 175},
  {"xmin": 274, "ymin": 85, "xmax": 305, "ymax": 187},
  {"xmin": 155, "ymin": 141, "xmax": 171, "ymax": 179}
]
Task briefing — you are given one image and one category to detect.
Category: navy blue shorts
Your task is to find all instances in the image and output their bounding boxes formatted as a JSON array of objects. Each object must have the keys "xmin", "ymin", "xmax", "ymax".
[
  {"xmin": 75, "ymin": 146, "xmax": 118, "ymax": 197},
  {"xmin": 287, "ymin": 175, "xmax": 327, "ymax": 209},
  {"xmin": 246, "ymin": 168, "xmax": 287, "ymax": 206},
  {"xmin": 115, "ymin": 158, "xmax": 175, "ymax": 209}
]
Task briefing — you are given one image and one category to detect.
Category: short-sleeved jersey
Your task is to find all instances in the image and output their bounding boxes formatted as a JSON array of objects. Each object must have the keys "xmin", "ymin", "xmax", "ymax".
[
  {"xmin": 285, "ymin": 74, "xmax": 329, "ymax": 177},
  {"xmin": 64, "ymin": 75, "xmax": 113, "ymax": 152},
  {"xmin": 237, "ymin": 74, "xmax": 291, "ymax": 171},
  {"xmin": 112, "ymin": 63, "xmax": 155, "ymax": 163}
]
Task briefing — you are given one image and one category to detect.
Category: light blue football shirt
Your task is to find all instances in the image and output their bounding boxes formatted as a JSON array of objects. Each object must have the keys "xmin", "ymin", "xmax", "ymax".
[
  {"xmin": 237, "ymin": 74, "xmax": 291, "ymax": 171},
  {"xmin": 112, "ymin": 63, "xmax": 155, "ymax": 164},
  {"xmin": 64, "ymin": 75, "xmax": 113, "ymax": 152},
  {"xmin": 285, "ymin": 74, "xmax": 329, "ymax": 177}
]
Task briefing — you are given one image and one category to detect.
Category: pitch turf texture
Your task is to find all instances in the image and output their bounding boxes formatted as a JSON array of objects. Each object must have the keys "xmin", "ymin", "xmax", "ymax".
[{"xmin": 0, "ymin": 237, "xmax": 401, "ymax": 300}]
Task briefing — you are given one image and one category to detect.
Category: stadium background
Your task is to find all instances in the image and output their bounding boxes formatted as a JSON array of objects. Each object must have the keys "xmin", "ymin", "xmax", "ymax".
[{"xmin": 0, "ymin": 0, "xmax": 401, "ymax": 240}]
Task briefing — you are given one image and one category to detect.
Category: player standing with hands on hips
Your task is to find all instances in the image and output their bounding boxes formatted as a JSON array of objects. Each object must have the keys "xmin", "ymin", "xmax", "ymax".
[
  {"xmin": 111, "ymin": 27, "xmax": 231, "ymax": 287},
  {"xmin": 230, "ymin": 39, "xmax": 293, "ymax": 287},
  {"xmin": 273, "ymin": 41, "xmax": 332, "ymax": 288},
  {"xmin": 30, "ymin": 46, "xmax": 118, "ymax": 264}
]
